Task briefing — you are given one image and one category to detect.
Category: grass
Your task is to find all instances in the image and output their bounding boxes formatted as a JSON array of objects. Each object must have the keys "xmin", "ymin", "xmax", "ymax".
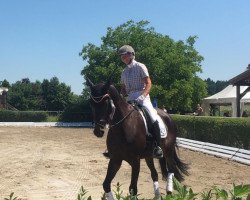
[{"xmin": 46, "ymin": 115, "xmax": 59, "ymax": 122}]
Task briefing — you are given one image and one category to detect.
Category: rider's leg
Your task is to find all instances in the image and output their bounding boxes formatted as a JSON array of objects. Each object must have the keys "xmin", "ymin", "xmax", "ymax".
[
  {"xmin": 152, "ymin": 120, "xmax": 163, "ymax": 158},
  {"xmin": 141, "ymin": 96, "xmax": 163, "ymax": 158}
]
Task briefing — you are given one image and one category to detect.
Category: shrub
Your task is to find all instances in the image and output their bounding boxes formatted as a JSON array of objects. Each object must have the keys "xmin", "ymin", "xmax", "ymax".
[
  {"xmin": 59, "ymin": 98, "xmax": 92, "ymax": 122},
  {"xmin": 171, "ymin": 115, "xmax": 250, "ymax": 149},
  {"xmin": 0, "ymin": 110, "xmax": 48, "ymax": 122}
]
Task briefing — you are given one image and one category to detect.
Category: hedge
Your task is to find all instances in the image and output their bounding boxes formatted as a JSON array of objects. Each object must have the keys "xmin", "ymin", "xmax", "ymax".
[
  {"xmin": 59, "ymin": 111, "xmax": 92, "ymax": 122},
  {"xmin": 0, "ymin": 110, "xmax": 48, "ymax": 122},
  {"xmin": 171, "ymin": 115, "xmax": 250, "ymax": 150},
  {"xmin": 1, "ymin": 110, "xmax": 249, "ymax": 150},
  {"xmin": 58, "ymin": 99, "xmax": 92, "ymax": 122}
]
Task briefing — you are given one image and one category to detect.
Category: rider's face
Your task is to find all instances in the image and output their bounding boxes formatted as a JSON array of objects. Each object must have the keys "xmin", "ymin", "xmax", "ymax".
[{"xmin": 120, "ymin": 53, "xmax": 132, "ymax": 65}]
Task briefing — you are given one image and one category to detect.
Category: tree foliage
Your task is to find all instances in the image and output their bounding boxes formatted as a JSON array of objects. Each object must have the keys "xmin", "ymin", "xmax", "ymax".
[
  {"xmin": 6, "ymin": 77, "xmax": 75, "ymax": 111},
  {"xmin": 7, "ymin": 80, "xmax": 43, "ymax": 110},
  {"xmin": 0, "ymin": 79, "xmax": 10, "ymax": 88},
  {"xmin": 41, "ymin": 77, "xmax": 74, "ymax": 111},
  {"xmin": 80, "ymin": 20, "xmax": 207, "ymax": 112},
  {"xmin": 205, "ymin": 78, "xmax": 229, "ymax": 96}
]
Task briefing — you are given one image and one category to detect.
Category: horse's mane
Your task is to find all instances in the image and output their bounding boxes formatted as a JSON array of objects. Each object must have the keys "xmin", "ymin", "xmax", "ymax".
[{"xmin": 108, "ymin": 85, "xmax": 127, "ymax": 104}]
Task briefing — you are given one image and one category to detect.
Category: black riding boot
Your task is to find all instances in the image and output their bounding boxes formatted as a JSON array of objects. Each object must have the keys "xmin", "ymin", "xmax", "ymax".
[{"xmin": 152, "ymin": 121, "xmax": 163, "ymax": 158}]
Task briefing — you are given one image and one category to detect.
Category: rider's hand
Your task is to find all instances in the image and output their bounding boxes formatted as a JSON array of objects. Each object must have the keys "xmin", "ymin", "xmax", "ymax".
[{"xmin": 135, "ymin": 94, "xmax": 146, "ymax": 103}]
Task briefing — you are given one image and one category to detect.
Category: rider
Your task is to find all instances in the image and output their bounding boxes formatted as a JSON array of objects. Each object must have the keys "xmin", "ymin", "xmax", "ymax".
[{"xmin": 119, "ymin": 45, "xmax": 163, "ymax": 159}]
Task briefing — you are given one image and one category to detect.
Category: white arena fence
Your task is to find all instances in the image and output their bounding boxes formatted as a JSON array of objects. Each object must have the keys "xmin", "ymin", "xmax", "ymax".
[
  {"xmin": 177, "ymin": 137, "xmax": 250, "ymax": 166},
  {"xmin": 0, "ymin": 122, "xmax": 249, "ymax": 165}
]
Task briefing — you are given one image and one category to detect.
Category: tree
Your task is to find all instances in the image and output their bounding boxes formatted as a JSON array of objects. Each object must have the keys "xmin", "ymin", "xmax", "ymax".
[
  {"xmin": 80, "ymin": 20, "xmax": 207, "ymax": 112},
  {"xmin": 192, "ymin": 76, "xmax": 207, "ymax": 111},
  {"xmin": 0, "ymin": 79, "xmax": 10, "ymax": 88},
  {"xmin": 205, "ymin": 78, "xmax": 229, "ymax": 96},
  {"xmin": 7, "ymin": 77, "xmax": 75, "ymax": 111},
  {"xmin": 7, "ymin": 80, "xmax": 43, "ymax": 110},
  {"xmin": 215, "ymin": 80, "xmax": 229, "ymax": 94},
  {"xmin": 41, "ymin": 77, "xmax": 74, "ymax": 111}
]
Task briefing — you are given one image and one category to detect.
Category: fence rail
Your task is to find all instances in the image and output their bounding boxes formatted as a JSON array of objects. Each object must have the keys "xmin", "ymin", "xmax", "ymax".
[{"xmin": 177, "ymin": 137, "xmax": 250, "ymax": 165}]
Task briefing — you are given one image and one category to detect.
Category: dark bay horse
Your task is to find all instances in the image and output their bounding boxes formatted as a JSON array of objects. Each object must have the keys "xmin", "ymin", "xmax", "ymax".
[{"xmin": 86, "ymin": 78, "xmax": 188, "ymax": 199}]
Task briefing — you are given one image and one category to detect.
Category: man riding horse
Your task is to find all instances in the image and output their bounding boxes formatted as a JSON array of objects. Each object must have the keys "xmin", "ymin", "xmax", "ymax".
[{"xmin": 116, "ymin": 45, "xmax": 163, "ymax": 158}]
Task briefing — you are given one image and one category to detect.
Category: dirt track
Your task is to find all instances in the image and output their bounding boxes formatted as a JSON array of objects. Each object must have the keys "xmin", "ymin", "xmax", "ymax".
[{"xmin": 0, "ymin": 127, "xmax": 249, "ymax": 200}]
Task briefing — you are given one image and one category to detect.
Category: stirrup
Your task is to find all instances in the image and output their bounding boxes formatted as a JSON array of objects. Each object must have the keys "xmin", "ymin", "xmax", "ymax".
[{"xmin": 153, "ymin": 146, "xmax": 163, "ymax": 159}]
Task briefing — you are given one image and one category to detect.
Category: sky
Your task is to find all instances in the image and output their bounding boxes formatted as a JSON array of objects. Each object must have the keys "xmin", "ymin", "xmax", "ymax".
[{"xmin": 0, "ymin": 1, "xmax": 250, "ymax": 95}]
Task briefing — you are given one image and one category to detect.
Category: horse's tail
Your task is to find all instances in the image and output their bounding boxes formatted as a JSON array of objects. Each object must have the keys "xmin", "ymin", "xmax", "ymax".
[
  {"xmin": 159, "ymin": 113, "xmax": 189, "ymax": 182},
  {"xmin": 159, "ymin": 146, "xmax": 189, "ymax": 182}
]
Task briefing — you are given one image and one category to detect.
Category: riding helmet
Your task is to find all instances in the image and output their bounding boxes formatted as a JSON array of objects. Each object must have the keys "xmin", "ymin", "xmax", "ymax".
[{"xmin": 118, "ymin": 45, "xmax": 135, "ymax": 55}]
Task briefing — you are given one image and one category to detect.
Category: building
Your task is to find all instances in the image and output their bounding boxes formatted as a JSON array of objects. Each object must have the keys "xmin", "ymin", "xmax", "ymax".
[
  {"xmin": 0, "ymin": 87, "xmax": 8, "ymax": 109},
  {"xmin": 202, "ymin": 65, "xmax": 250, "ymax": 117}
]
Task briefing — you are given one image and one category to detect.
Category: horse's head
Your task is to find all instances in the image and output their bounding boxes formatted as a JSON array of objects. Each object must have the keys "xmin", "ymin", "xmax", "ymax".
[{"xmin": 86, "ymin": 77, "xmax": 113, "ymax": 137}]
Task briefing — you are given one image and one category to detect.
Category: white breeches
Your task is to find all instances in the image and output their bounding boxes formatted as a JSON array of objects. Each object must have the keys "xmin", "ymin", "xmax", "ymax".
[{"xmin": 128, "ymin": 91, "xmax": 158, "ymax": 122}]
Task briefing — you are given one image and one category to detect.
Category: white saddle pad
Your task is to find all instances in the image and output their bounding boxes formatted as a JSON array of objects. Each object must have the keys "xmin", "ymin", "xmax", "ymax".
[{"xmin": 139, "ymin": 110, "xmax": 167, "ymax": 138}]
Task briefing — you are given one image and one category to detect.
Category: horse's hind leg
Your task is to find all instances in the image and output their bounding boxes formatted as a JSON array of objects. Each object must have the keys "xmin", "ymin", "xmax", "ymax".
[
  {"xmin": 145, "ymin": 157, "xmax": 161, "ymax": 199},
  {"xmin": 128, "ymin": 158, "xmax": 140, "ymax": 197},
  {"xmin": 163, "ymin": 145, "xmax": 175, "ymax": 194},
  {"xmin": 103, "ymin": 158, "xmax": 122, "ymax": 200},
  {"xmin": 165, "ymin": 147, "xmax": 186, "ymax": 194},
  {"xmin": 166, "ymin": 165, "xmax": 174, "ymax": 194}
]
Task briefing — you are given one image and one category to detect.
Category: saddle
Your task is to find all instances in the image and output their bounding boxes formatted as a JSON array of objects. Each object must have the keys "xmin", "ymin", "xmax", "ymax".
[{"xmin": 129, "ymin": 101, "xmax": 154, "ymax": 140}]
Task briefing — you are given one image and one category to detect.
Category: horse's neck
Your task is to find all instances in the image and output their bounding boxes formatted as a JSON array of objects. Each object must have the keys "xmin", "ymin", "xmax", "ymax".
[
  {"xmin": 108, "ymin": 87, "xmax": 130, "ymax": 117},
  {"xmin": 112, "ymin": 96, "xmax": 129, "ymax": 116}
]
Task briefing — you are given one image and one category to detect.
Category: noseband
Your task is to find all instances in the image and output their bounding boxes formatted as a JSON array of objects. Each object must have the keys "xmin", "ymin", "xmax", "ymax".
[{"xmin": 90, "ymin": 93, "xmax": 115, "ymax": 126}]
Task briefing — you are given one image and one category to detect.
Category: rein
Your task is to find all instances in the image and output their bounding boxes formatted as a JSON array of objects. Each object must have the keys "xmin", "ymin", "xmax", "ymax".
[{"xmin": 109, "ymin": 109, "xmax": 135, "ymax": 128}]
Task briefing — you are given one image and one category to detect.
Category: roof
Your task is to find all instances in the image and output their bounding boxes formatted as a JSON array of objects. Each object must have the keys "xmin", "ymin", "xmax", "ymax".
[
  {"xmin": 203, "ymin": 85, "xmax": 250, "ymax": 103},
  {"xmin": 229, "ymin": 66, "xmax": 250, "ymax": 86}
]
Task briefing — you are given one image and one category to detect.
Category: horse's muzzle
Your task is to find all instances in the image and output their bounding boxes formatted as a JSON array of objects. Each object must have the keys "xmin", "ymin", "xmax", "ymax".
[{"xmin": 93, "ymin": 123, "xmax": 105, "ymax": 138}]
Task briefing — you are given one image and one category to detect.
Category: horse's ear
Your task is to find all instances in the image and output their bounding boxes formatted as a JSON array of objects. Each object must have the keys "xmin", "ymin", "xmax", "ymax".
[{"xmin": 85, "ymin": 76, "xmax": 94, "ymax": 87}]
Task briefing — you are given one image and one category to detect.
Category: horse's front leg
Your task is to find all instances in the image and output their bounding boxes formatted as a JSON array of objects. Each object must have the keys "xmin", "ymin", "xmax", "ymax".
[
  {"xmin": 103, "ymin": 158, "xmax": 122, "ymax": 200},
  {"xmin": 145, "ymin": 157, "xmax": 161, "ymax": 199},
  {"xmin": 128, "ymin": 158, "xmax": 140, "ymax": 197}
]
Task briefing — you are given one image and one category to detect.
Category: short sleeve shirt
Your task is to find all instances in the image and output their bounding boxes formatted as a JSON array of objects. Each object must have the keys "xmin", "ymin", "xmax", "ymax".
[{"xmin": 121, "ymin": 60, "xmax": 149, "ymax": 94}]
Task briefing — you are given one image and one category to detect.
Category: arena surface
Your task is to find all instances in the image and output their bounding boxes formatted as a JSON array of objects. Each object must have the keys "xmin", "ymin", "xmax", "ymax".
[{"xmin": 0, "ymin": 127, "xmax": 249, "ymax": 200}]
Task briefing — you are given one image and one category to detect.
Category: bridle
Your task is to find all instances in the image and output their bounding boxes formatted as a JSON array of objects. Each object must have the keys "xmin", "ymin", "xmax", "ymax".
[
  {"xmin": 90, "ymin": 93, "xmax": 110, "ymax": 103},
  {"xmin": 90, "ymin": 93, "xmax": 135, "ymax": 128}
]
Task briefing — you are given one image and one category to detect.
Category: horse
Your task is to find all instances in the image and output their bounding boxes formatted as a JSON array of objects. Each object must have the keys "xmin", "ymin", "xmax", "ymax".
[{"xmin": 86, "ymin": 77, "xmax": 189, "ymax": 200}]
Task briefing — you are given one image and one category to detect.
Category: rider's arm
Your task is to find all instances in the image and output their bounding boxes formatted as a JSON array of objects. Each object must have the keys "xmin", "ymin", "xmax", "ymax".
[{"xmin": 142, "ymin": 76, "xmax": 152, "ymax": 97}]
